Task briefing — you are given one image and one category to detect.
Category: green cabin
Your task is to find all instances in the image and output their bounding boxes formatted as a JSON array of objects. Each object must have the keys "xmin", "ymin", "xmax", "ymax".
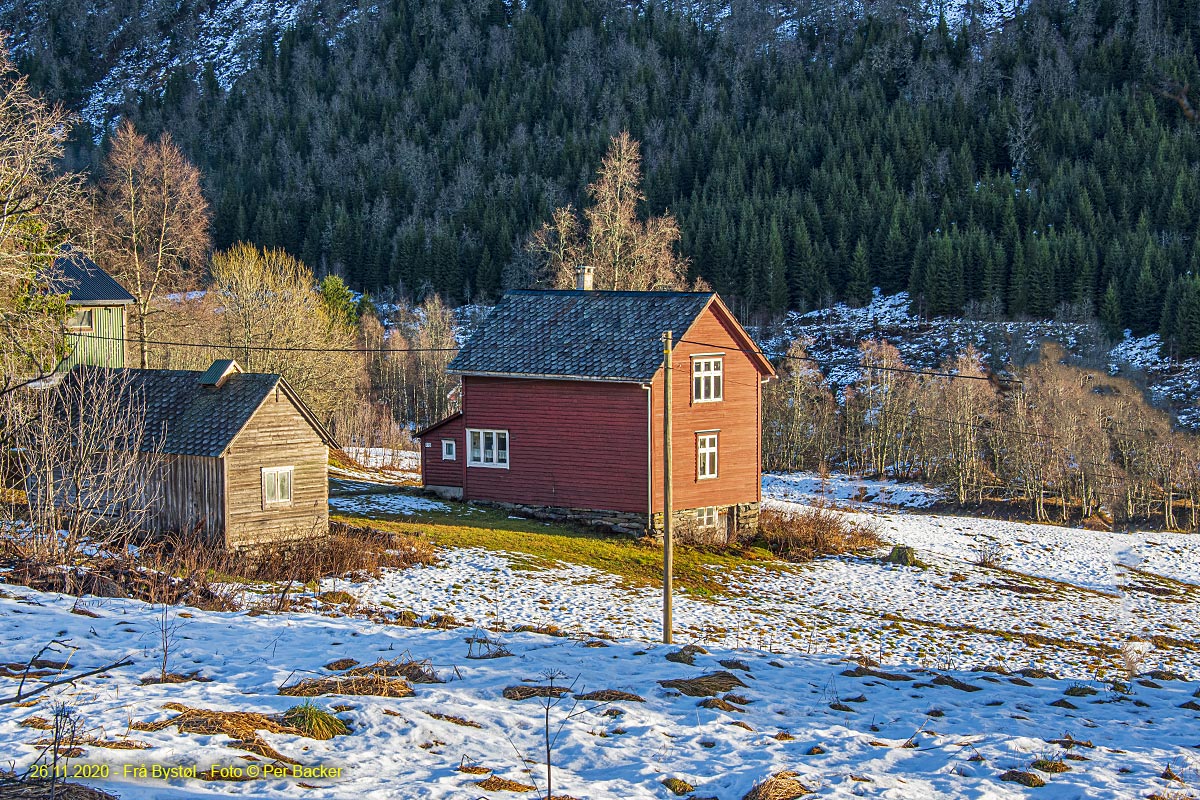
[{"xmin": 46, "ymin": 248, "xmax": 134, "ymax": 370}]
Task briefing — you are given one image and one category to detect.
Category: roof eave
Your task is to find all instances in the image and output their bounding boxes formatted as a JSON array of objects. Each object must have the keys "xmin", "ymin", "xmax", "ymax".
[
  {"xmin": 449, "ymin": 369, "xmax": 649, "ymax": 384},
  {"xmin": 67, "ymin": 298, "xmax": 135, "ymax": 307}
]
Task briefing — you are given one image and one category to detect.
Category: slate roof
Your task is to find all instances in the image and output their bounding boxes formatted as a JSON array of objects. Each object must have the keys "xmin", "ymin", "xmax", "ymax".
[
  {"xmin": 448, "ymin": 290, "xmax": 715, "ymax": 382},
  {"xmin": 44, "ymin": 247, "xmax": 135, "ymax": 306},
  {"xmin": 60, "ymin": 365, "xmax": 335, "ymax": 457}
]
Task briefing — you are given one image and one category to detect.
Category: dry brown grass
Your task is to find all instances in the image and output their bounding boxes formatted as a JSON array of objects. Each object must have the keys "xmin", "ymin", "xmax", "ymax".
[
  {"xmin": 741, "ymin": 770, "xmax": 812, "ymax": 799},
  {"xmin": 502, "ymin": 685, "xmax": 571, "ymax": 701},
  {"xmin": 0, "ymin": 777, "xmax": 120, "ymax": 800},
  {"xmin": 426, "ymin": 712, "xmax": 482, "ymax": 728},
  {"xmin": 341, "ymin": 657, "xmax": 441, "ymax": 684},
  {"xmin": 31, "ymin": 736, "xmax": 150, "ymax": 751},
  {"xmin": 475, "ymin": 776, "xmax": 536, "ymax": 792},
  {"xmin": 573, "ymin": 690, "xmax": 645, "ymax": 702},
  {"xmin": 278, "ymin": 674, "xmax": 414, "ymax": 698},
  {"xmin": 659, "ymin": 671, "xmax": 748, "ymax": 697},
  {"xmin": 132, "ymin": 702, "xmax": 306, "ymax": 763},
  {"xmin": 758, "ymin": 506, "xmax": 882, "ymax": 561}
]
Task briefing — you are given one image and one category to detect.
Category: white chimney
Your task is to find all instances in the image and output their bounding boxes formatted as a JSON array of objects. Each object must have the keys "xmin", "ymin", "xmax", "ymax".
[{"xmin": 575, "ymin": 265, "xmax": 594, "ymax": 291}]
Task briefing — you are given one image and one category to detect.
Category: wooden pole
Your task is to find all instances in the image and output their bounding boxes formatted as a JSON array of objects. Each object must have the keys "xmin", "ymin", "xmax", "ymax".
[{"xmin": 662, "ymin": 330, "xmax": 673, "ymax": 645}]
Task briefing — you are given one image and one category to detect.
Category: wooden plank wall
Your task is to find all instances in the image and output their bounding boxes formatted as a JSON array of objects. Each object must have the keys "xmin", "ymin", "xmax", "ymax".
[
  {"xmin": 156, "ymin": 455, "xmax": 225, "ymax": 542},
  {"xmin": 223, "ymin": 386, "xmax": 328, "ymax": 548},
  {"xmin": 421, "ymin": 414, "xmax": 465, "ymax": 488}
]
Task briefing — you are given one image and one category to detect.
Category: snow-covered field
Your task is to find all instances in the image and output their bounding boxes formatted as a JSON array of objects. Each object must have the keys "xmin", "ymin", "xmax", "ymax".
[{"xmin": 3, "ymin": 473, "xmax": 1199, "ymax": 798}]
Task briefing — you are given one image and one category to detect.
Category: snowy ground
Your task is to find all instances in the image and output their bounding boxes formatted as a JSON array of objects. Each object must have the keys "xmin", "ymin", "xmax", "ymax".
[
  {"xmin": 2, "ymin": 587, "xmax": 1200, "ymax": 800},
  {"xmin": 3, "ymin": 473, "xmax": 1200, "ymax": 798}
]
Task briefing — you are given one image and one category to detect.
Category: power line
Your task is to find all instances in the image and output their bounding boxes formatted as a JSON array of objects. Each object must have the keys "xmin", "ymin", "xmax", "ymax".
[
  {"xmin": 676, "ymin": 338, "xmax": 1020, "ymax": 384},
  {"xmin": 8, "ymin": 323, "xmax": 459, "ymax": 355}
]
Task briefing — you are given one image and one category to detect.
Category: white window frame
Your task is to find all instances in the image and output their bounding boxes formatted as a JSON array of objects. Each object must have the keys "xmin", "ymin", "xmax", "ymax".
[
  {"xmin": 697, "ymin": 432, "xmax": 718, "ymax": 479},
  {"xmin": 261, "ymin": 466, "xmax": 294, "ymax": 509},
  {"xmin": 696, "ymin": 506, "xmax": 721, "ymax": 527},
  {"xmin": 441, "ymin": 439, "xmax": 457, "ymax": 460},
  {"xmin": 467, "ymin": 428, "xmax": 510, "ymax": 469},
  {"xmin": 692, "ymin": 355, "xmax": 724, "ymax": 403}
]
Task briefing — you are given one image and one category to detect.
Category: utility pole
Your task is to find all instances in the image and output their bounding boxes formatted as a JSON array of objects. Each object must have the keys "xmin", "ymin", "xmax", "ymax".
[{"xmin": 661, "ymin": 330, "xmax": 673, "ymax": 645}]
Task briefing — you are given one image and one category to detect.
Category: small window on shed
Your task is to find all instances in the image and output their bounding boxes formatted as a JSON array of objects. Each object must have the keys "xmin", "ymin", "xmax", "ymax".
[
  {"xmin": 442, "ymin": 439, "xmax": 456, "ymax": 460},
  {"xmin": 65, "ymin": 309, "xmax": 93, "ymax": 332},
  {"xmin": 262, "ymin": 466, "xmax": 294, "ymax": 509}
]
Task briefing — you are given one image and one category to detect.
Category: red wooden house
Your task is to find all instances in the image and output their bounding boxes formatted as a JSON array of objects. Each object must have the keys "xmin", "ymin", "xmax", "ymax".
[{"xmin": 417, "ymin": 269, "xmax": 775, "ymax": 537}]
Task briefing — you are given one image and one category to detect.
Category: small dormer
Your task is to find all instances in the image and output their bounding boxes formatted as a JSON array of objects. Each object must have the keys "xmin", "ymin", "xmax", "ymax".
[{"xmin": 198, "ymin": 359, "xmax": 243, "ymax": 389}]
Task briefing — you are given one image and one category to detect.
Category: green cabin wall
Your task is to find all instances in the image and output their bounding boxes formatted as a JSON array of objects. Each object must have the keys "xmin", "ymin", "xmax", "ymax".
[{"xmin": 60, "ymin": 305, "xmax": 126, "ymax": 370}]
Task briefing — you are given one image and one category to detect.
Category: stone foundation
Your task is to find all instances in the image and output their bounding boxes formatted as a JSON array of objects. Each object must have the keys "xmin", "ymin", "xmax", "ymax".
[{"xmin": 649, "ymin": 502, "xmax": 760, "ymax": 546}]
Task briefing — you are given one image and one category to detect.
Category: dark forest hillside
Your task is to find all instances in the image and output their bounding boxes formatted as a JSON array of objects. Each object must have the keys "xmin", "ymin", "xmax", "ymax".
[{"xmin": 10, "ymin": 0, "xmax": 1200, "ymax": 352}]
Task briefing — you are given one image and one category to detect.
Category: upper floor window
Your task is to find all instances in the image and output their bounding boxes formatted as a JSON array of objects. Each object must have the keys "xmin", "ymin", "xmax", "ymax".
[
  {"xmin": 697, "ymin": 433, "xmax": 718, "ymax": 479},
  {"xmin": 442, "ymin": 439, "xmax": 457, "ymax": 460},
  {"xmin": 692, "ymin": 357, "xmax": 723, "ymax": 402},
  {"xmin": 467, "ymin": 429, "xmax": 509, "ymax": 468},
  {"xmin": 66, "ymin": 309, "xmax": 93, "ymax": 332},
  {"xmin": 262, "ymin": 466, "xmax": 294, "ymax": 509}
]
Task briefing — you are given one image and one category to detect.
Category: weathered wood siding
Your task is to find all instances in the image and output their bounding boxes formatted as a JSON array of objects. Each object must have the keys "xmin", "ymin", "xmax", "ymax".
[
  {"xmin": 649, "ymin": 303, "xmax": 763, "ymax": 513},
  {"xmin": 421, "ymin": 414, "xmax": 465, "ymax": 489},
  {"xmin": 156, "ymin": 455, "xmax": 225, "ymax": 542},
  {"xmin": 461, "ymin": 376, "xmax": 648, "ymax": 512},
  {"xmin": 223, "ymin": 386, "xmax": 328, "ymax": 548},
  {"xmin": 61, "ymin": 306, "xmax": 126, "ymax": 370}
]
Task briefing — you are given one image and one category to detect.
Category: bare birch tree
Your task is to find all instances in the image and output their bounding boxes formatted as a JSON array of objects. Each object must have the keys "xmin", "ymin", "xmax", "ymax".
[
  {"xmin": 528, "ymin": 132, "xmax": 693, "ymax": 291},
  {"xmin": 89, "ymin": 121, "xmax": 210, "ymax": 368}
]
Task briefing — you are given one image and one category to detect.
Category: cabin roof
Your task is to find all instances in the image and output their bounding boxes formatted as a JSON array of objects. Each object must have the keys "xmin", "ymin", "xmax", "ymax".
[
  {"xmin": 449, "ymin": 290, "xmax": 719, "ymax": 382},
  {"xmin": 62, "ymin": 363, "xmax": 337, "ymax": 457},
  {"xmin": 44, "ymin": 246, "xmax": 135, "ymax": 306}
]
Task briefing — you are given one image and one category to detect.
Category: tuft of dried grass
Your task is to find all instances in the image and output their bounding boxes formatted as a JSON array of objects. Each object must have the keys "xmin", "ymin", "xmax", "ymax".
[
  {"xmin": 758, "ymin": 506, "xmax": 882, "ymax": 562},
  {"xmin": 659, "ymin": 671, "xmax": 747, "ymax": 697},
  {"xmin": 325, "ymin": 658, "xmax": 359, "ymax": 670},
  {"xmin": 741, "ymin": 770, "xmax": 813, "ymax": 800},
  {"xmin": 340, "ymin": 657, "xmax": 441, "ymax": 684},
  {"xmin": 132, "ymin": 702, "xmax": 306, "ymax": 764},
  {"xmin": 278, "ymin": 673, "xmax": 414, "ymax": 698},
  {"xmin": 503, "ymin": 685, "xmax": 571, "ymax": 701},
  {"xmin": 573, "ymin": 690, "xmax": 645, "ymax": 703},
  {"xmin": 31, "ymin": 736, "xmax": 150, "ymax": 751},
  {"xmin": 999, "ymin": 770, "xmax": 1046, "ymax": 787},
  {"xmin": 426, "ymin": 712, "xmax": 482, "ymax": 728},
  {"xmin": 475, "ymin": 776, "xmax": 536, "ymax": 792},
  {"xmin": 18, "ymin": 717, "xmax": 51, "ymax": 730},
  {"xmin": 699, "ymin": 697, "xmax": 743, "ymax": 713},
  {"xmin": 0, "ymin": 776, "xmax": 120, "ymax": 799},
  {"xmin": 665, "ymin": 644, "xmax": 708, "ymax": 665}
]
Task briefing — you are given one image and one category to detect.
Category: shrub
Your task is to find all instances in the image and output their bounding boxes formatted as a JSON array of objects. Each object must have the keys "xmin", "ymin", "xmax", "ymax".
[{"xmin": 758, "ymin": 506, "xmax": 882, "ymax": 561}]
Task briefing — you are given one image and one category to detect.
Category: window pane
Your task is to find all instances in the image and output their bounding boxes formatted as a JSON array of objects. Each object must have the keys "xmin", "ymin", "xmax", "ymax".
[
  {"xmin": 694, "ymin": 376, "xmax": 702, "ymax": 399},
  {"xmin": 281, "ymin": 470, "xmax": 292, "ymax": 501},
  {"xmin": 496, "ymin": 432, "xmax": 508, "ymax": 464},
  {"xmin": 713, "ymin": 374, "xmax": 722, "ymax": 399},
  {"xmin": 470, "ymin": 431, "xmax": 481, "ymax": 462},
  {"xmin": 483, "ymin": 431, "xmax": 494, "ymax": 462}
]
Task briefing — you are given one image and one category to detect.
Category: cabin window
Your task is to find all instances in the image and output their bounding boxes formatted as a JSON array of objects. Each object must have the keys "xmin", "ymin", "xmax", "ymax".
[
  {"xmin": 692, "ymin": 357, "xmax": 723, "ymax": 402},
  {"xmin": 262, "ymin": 466, "xmax": 294, "ymax": 509},
  {"xmin": 696, "ymin": 506, "xmax": 724, "ymax": 528},
  {"xmin": 442, "ymin": 439, "xmax": 456, "ymax": 460},
  {"xmin": 697, "ymin": 433, "xmax": 718, "ymax": 479},
  {"xmin": 467, "ymin": 428, "xmax": 509, "ymax": 468},
  {"xmin": 66, "ymin": 308, "xmax": 94, "ymax": 332}
]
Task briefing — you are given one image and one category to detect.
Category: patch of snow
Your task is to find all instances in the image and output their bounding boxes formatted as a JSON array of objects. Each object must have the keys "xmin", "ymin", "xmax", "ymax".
[{"xmin": 329, "ymin": 492, "xmax": 446, "ymax": 517}]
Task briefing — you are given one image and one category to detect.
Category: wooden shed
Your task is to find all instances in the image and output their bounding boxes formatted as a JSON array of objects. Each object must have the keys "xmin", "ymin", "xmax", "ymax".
[
  {"xmin": 418, "ymin": 270, "xmax": 775, "ymax": 538},
  {"xmin": 44, "ymin": 247, "xmax": 134, "ymax": 370},
  {"xmin": 65, "ymin": 359, "xmax": 337, "ymax": 548}
]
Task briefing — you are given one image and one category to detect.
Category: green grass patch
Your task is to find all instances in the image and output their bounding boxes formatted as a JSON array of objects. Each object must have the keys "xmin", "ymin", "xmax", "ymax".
[
  {"xmin": 282, "ymin": 702, "xmax": 350, "ymax": 739},
  {"xmin": 331, "ymin": 504, "xmax": 784, "ymax": 596}
]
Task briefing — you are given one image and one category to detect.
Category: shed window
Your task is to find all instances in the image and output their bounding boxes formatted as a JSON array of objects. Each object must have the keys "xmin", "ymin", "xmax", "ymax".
[
  {"xmin": 66, "ymin": 309, "xmax": 93, "ymax": 332},
  {"xmin": 697, "ymin": 433, "xmax": 718, "ymax": 479},
  {"xmin": 696, "ymin": 506, "xmax": 725, "ymax": 528},
  {"xmin": 442, "ymin": 439, "xmax": 456, "ymax": 460},
  {"xmin": 262, "ymin": 466, "xmax": 294, "ymax": 508},
  {"xmin": 692, "ymin": 357, "xmax": 723, "ymax": 402},
  {"xmin": 467, "ymin": 429, "xmax": 509, "ymax": 468}
]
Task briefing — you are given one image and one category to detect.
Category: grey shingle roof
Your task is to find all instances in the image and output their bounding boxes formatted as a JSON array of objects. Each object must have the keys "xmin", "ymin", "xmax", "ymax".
[
  {"xmin": 448, "ymin": 290, "xmax": 714, "ymax": 382},
  {"xmin": 62, "ymin": 366, "xmax": 291, "ymax": 457},
  {"xmin": 44, "ymin": 247, "xmax": 135, "ymax": 306}
]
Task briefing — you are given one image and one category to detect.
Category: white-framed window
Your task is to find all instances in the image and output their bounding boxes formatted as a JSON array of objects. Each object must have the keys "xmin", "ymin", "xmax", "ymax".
[
  {"xmin": 692, "ymin": 356, "xmax": 723, "ymax": 402},
  {"xmin": 261, "ymin": 466, "xmax": 294, "ymax": 509},
  {"xmin": 467, "ymin": 428, "xmax": 509, "ymax": 468},
  {"xmin": 696, "ymin": 506, "xmax": 725, "ymax": 528},
  {"xmin": 442, "ymin": 439, "xmax": 457, "ymax": 460},
  {"xmin": 697, "ymin": 433, "xmax": 718, "ymax": 479},
  {"xmin": 66, "ymin": 308, "xmax": 93, "ymax": 332}
]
